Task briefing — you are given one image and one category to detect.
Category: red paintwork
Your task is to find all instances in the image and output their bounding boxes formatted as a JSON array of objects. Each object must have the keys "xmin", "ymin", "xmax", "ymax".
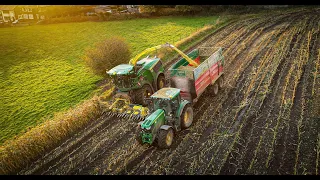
[
  {"xmin": 195, "ymin": 61, "xmax": 220, "ymax": 96},
  {"xmin": 188, "ymin": 56, "xmax": 200, "ymax": 66}
]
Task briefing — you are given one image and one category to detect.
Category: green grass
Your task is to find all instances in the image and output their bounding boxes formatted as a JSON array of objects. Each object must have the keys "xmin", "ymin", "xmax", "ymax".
[{"xmin": 0, "ymin": 16, "xmax": 219, "ymax": 144}]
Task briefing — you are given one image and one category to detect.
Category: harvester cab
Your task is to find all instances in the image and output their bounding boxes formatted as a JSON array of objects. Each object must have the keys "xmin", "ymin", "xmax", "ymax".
[{"xmin": 135, "ymin": 87, "xmax": 193, "ymax": 149}]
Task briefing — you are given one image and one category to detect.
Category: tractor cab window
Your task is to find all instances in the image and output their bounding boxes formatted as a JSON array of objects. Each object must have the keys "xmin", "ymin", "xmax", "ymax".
[
  {"xmin": 153, "ymin": 98, "xmax": 170, "ymax": 115},
  {"xmin": 170, "ymin": 96, "xmax": 180, "ymax": 110}
]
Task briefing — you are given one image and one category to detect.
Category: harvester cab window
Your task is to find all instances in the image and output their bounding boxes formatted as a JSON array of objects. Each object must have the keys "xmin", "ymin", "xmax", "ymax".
[
  {"xmin": 114, "ymin": 75, "xmax": 132, "ymax": 88},
  {"xmin": 134, "ymin": 64, "xmax": 143, "ymax": 72}
]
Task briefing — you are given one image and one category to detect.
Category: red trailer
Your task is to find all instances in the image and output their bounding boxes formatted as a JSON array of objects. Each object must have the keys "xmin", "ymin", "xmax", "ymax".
[{"xmin": 168, "ymin": 47, "xmax": 225, "ymax": 104}]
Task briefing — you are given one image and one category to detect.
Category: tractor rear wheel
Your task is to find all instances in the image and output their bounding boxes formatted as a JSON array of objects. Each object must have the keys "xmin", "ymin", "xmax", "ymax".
[
  {"xmin": 181, "ymin": 104, "xmax": 193, "ymax": 129},
  {"xmin": 157, "ymin": 75, "xmax": 166, "ymax": 90},
  {"xmin": 135, "ymin": 84, "xmax": 153, "ymax": 106},
  {"xmin": 157, "ymin": 128, "xmax": 174, "ymax": 149}
]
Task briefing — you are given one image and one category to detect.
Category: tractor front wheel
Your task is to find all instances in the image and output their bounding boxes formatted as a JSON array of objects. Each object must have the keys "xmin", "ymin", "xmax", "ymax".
[
  {"xmin": 157, "ymin": 128, "xmax": 174, "ymax": 149},
  {"xmin": 135, "ymin": 84, "xmax": 153, "ymax": 106},
  {"xmin": 181, "ymin": 104, "xmax": 193, "ymax": 129}
]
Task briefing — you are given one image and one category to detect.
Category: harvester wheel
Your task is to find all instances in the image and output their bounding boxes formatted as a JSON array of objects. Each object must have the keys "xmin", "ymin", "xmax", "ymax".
[
  {"xmin": 135, "ymin": 84, "xmax": 153, "ymax": 106},
  {"xmin": 157, "ymin": 75, "xmax": 166, "ymax": 90},
  {"xmin": 135, "ymin": 127, "xmax": 144, "ymax": 145},
  {"xmin": 181, "ymin": 104, "xmax": 193, "ymax": 129},
  {"xmin": 213, "ymin": 83, "xmax": 219, "ymax": 96},
  {"xmin": 218, "ymin": 75, "xmax": 224, "ymax": 89},
  {"xmin": 157, "ymin": 128, "xmax": 174, "ymax": 149}
]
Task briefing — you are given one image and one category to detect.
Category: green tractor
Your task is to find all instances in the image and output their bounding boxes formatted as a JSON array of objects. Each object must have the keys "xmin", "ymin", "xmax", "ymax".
[{"xmin": 135, "ymin": 87, "xmax": 193, "ymax": 149}]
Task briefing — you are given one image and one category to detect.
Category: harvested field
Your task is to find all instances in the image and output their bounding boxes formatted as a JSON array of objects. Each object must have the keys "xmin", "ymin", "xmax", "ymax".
[{"xmin": 18, "ymin": 8, "xmax": 320, "ymax": 175}]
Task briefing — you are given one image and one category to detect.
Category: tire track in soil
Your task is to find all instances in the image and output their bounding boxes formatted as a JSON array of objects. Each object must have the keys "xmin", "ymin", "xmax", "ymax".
[
  {"xmin": 218, "ymin": 16, "xmax": 301, "ymax": 174},
  {"xmin": 19, "ymin": 113, "xmax": 112, "ymax": 174},
  {"xmin": 218, "ymin": 11, "xmax": 310, "ymax": 173},
  {"xmin": 262, "ymin": 15, "xmax": 313, "ymax": 174},
  {"xmin": 247, "ymin": 29, "xmax": 304, "ymax": 174},
  {"xmin": 197, "ymin": 12, "xmax": 301, "ymax": 175},
  {"xmin": 208, "ymin": 28, "xmax": 288, "ymax": 175},
  {"xmin": 174, "ymin": 10, "xmax": 308, "ymax": 174},
  {"xmin": 43, "ymin": 116, "xmax": 138, "ymax": 175},
  {"xmin": 234, "ymin": 24, "xmax": 300, "ymax": 175},
  {"xmin": 247, "ymin": 14, "xmax": 313, "ymax": 174},
  {"xmin": 142, "ymin": 9, "xmax": 302, "ymax": 174},
  {"xmin": 227, "ymin": 12, "xmax": 317, "ymax": 175},
  {"xmin": 295, "ymin": 15, "xmax": 320, "ymax": 174},
  {"xmin": 268, "ymin": 14, "xmax": 320, "ymax": 175}
]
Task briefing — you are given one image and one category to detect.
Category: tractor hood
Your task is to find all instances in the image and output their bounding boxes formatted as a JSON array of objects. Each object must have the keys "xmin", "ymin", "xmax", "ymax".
[
  {"xmin": 106, "ymin": 64, "xmax": 134, "ymax": 76},
  {"xmin": 141, "ymin": 109, "xmax": 165, "ymax": 130}
]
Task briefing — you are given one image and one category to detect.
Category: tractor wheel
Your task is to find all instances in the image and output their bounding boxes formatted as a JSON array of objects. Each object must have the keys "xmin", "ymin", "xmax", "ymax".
[
  {"xmin": 157, "ymin": 75, "xmax": 166, "ymax": 90},
  {"xmin": 180, "ymin": 104, "xmax": 193, "ymax": 129},
  {"xmin": 135, "ymin": 127, "xmax": 144, "ymax": 145},
  {"xmin": 218, "ymin": 75, "xmax": 224, "ymax": 89},
  {"xmin": 157, "ymin": 128, "xmax": 174, "ymax": 149},
  {"xmin": 183, "ymin": 93, "xmax": 193, "ymax": 104},
  {"xmin": 135, "ymin": 84, "xmax": 153, "ymax": 106},
  {"xmin": 213, "ymin": 82, "xmax": 219, "ymax": 96}
]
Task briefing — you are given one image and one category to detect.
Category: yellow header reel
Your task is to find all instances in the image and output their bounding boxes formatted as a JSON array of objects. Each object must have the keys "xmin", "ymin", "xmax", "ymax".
[{"xmin": 104, "ymin": 97, "xmax": 149, "ymax": 121}]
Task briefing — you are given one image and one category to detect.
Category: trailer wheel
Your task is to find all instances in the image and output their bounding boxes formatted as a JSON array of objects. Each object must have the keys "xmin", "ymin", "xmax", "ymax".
[
  {"xmin": 218, "ymin": 75, "xmax": 224, "ymax": 89},
  {"xmin": 157, "ymin": 74, "xmax": 166, "ymax": 90},
  {"xmin": 135, "ymin": 127, "xmax": 143, "ymax": 145},
  {"xmin": 213, "ymin": 83, "xmax": 219, "ymax": 96},
  {"xmin": 157, "ymin": 128, "xmax": 174, "ymax": 149},
  {"xmin": 135, "ymin": 84, "xmax": 153, "ymax": 106},
  {"xmin": 181, "ymin": 104, "xmax": 193, "ymax": 129}
]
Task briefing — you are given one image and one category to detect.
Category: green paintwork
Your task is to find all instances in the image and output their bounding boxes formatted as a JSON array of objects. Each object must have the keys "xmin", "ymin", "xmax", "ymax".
[
  {"xmin": 171, "ymin": 49, "xmax": 199, "ymax": 69},
  {"xmin": 137, "ymin": 88, "xmax": 194, "ymax": 145},
  {"xmin": 107, "ymin": 64, "xmax": 134, "ymax": 75},
  {"xmin": 168, "ymin": 49, "xmax": 199, "ymax": 78},
  {"xmin": 141, "ymin": 109, "xmax": 165, "ymax": 129},
  {"xmin": 175, "ymin": 99, "xmax": 191, "ymax": 118},
  {"xmin": 141, "ymin": 133, "xmax": 153, "ymax": 144},
  {"xmin": 136, "ymin": 58, "xmax": 159, "ymax": 70},
  {"xmin": 140, "ymin": 108, "xmax": 166, "ymax": 144},
  {"xmin": 151, "ymin": 88, "xmax": 180, "ymax": 100},
  {"xmin": 107, "ymin": 57, "xmax": 165, "ymax": 92}
]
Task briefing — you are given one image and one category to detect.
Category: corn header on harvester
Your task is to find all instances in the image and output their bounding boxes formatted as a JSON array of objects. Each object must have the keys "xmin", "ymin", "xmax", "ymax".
[{"xmin": 101, "ymin": 43, "xmax": 200, "ymax": 120}]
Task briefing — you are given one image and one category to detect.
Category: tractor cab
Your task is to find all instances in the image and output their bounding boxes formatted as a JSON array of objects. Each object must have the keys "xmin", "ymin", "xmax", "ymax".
[{"xmin": 149, "ymin": 88, "xmax": 181, "ymax": 116}]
